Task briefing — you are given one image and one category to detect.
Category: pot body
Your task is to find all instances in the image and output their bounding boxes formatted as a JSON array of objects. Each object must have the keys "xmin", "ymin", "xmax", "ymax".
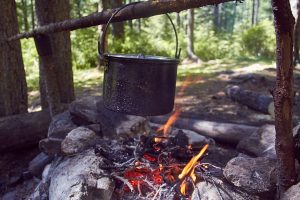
[{"xmin": 103, "ymin": 54, "xmax": 179, "ymax": 116}]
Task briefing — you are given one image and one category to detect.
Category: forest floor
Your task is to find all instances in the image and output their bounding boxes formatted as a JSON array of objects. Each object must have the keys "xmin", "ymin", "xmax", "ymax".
[{"xmin": 27, "ymin": 58, "xmax": 300, "ymax": 125}]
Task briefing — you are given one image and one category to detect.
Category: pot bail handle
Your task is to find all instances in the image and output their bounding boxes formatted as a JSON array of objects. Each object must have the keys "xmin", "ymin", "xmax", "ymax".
[{"xmin": 98, "ymin": 1, "xmax": 180, "ymax": 61}]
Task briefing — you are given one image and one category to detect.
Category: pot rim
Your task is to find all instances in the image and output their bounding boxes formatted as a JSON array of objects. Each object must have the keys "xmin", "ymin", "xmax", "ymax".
[{"xmin": 104, "ymin": 53, "xmax": 180, "ymax": 63}]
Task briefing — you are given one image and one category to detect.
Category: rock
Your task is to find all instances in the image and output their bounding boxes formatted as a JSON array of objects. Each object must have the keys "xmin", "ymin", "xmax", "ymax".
[
  {"xmin": 48, "ymin": 149, "xmax": 114, "ymax": 200},
  {"xmin": 281, "ymin": 182, "xmax": 300, "ymax": 200},
  {"xmin": 61, "ymin": 127, "xmax": 99, "ymax": 155},
  {"xmin": 86, "ymin": 124, "xmax": 102, "ymax": 136},
  {"xmin": 48, "ymin": 111, "xmax": 77, "ymax": 139},
  {"xmin": 96, "ymin": 177, "xmax": 115, "ymax": 200},
  {"xmin": 223, "ymin": 156, "xmax": 276, "ymax": 198},
  {"xmin": 69, "ymin": 96, "xmax": 149, "ymax": 138},
  {"xmin": 192, "ymin": 177, "xmax": 259, "ymax": 200},
  {"xmin": 39, "ymin": 137, "xmax": 63, "ymax": 155},
  {"xmin": 69, "ymin": 96, "xmax": 103, "ymax": 125},
  {"xmin": 237, "ymin": 124, "xmax": 276, "ymax": 158},
  {"xmin": 2, "ymin": 191, "xmax": 16, "ymax": 200},
  {"xmin": 97, "ymin": 99, "xmax": 150, "ymax": 138},
  {"xmin": 7, "ymin": 174, "xmax": 22, "ymax": 187},
  {"xmin": 293, "ymin": 124, "xmax": 300, "ymax": 162},
  {"xmin": 28, "ymin": 152, "xmax": 54, "ymax": 178}
]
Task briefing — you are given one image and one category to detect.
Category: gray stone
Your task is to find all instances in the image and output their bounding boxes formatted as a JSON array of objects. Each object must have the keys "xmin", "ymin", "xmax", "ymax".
[
  {"xmin": 281, "ymin": 182, "xmax": 300, "ymax": 200},
  {"xmin": 237, "ymin": 124, "xmax": 276, "ymax": 158},
  {"xmin": 29, "ymin": 152, "xmax": 54, "ymax": 178},
  {"xmin": 48, "ymin": 111, "xmax": 77, "ymax": 139},
  {"xmin": 192, "ymin": 177, "xmax": 259, "ymax": 200},
  {"xmin": 48, "ymin": 149, "xmax": 114, "ymax": 200},
  {"xmin": 223, "ymin": 156, "xmax": 276, "ymax": 197},
  {"xmin": 61, "ymin": 127, "xmax": 99, "ymax": 155},
  {"xmin": 2, "ymin": 191, "xmax": 16, "ymax": 200},
  {"xmin": 39, "ymin": 137, "xmax": 63, "ymax": 155},
  {"xmin": 96, "ymin": 177, "xmax": 115, "ymax": 200},
  {"xmin": 70, "ymin": 96, "xmax": 149, "ymax": 138}
]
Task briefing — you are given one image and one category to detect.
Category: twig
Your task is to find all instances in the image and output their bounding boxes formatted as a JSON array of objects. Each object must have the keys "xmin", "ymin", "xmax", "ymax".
[
  {"xmin": 111, "ymin": 174, "xmax": 134, "ymax": 192},
  {"xmin": 115, "ymin": 158, "xmax": 136, "ymax": 167},
  {"xmin": 151, "ymin": 183, "xmax": 166, "ymax": 200},
  {"xmin": 138, "ymin": 181, "xmax": 142, "ymax": 197}
]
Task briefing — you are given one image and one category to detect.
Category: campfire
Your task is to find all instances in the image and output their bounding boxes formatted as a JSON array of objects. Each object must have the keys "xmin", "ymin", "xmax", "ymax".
[
  {"xmin": 93, "ymin": 107, "xmax": 216, "ymax": 199},
  {"xmin": 94, "ymin": 75, "xmax": 222, "ymax": 199}
]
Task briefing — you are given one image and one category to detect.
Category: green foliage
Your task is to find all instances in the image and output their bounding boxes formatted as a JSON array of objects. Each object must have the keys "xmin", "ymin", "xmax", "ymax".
[
  {"xmin": 20, "ymin": 39, "xmax": 39, "ymax": 91},
  {"xmin": 240, "ymin": 20, "xmax": 276, "ymax": 59},
  {"xmin": 71, "ymin": 27, "xmax": 99, "ymax": 69},
  {"xmin": 194, "ymin": 31, "xmax": 241, "ymax": 61}
]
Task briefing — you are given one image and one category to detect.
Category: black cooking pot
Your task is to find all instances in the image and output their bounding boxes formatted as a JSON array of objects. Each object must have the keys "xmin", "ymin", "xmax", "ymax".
[{"xmin": 99, "ymin": 3, "xmax": 180, "ymax": 116}]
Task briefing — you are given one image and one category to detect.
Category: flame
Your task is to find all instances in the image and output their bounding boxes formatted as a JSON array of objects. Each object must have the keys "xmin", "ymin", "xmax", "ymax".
[
  {"xmin": 178, "ymin": 144, "xmax": 209, "ymax": 180},
  {"xmin": 156, "ymin": 75, "xmax": 202, "ymax": 137},
  {"xmin": 180, "ymin": 179, "xmax": 187, "ymax": 196},
  {"xmin": 190, "ymin": 166, "xmax": 197, "ymax": 182},
  {"xmin": 157, "ymin": 108, "xmax": 181, "ymax": 136}
]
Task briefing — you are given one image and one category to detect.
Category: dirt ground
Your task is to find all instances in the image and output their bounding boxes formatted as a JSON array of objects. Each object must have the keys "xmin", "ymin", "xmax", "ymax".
[{"xmin": 2, "ymin": 60, "xmax": 300, "ymax": 199}]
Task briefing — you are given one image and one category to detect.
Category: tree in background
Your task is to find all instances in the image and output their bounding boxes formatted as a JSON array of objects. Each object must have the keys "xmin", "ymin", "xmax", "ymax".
[
  {"xmin": 35, "ymin": 0, "xmax": 75, "ymax": 111},
  {"xmin": 111, "ymin": 0, "xmax": 125, "ymax": 41},
  {"xmin": 252, "ymin": 0, "xmax": 260, "ymax": 25},
  {"xmin": 272, "ymin": 0, "xmax": 296, "ymax": 198},
  {"xmin": 213, "ymin": 4, "xmax": 222, "ymax": 32},
  {"xmin": 0, "ymin": 0, "xmax": 28, "ymax": 117},
  {"xmin": 187, "ymin": 9, "xmax": 200, "ymax": 62}
]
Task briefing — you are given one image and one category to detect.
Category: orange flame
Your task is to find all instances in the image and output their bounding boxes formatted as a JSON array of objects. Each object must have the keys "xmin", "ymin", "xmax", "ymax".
[
  {"xmin": 180, "ymin": 179, "xmax": 187, "ymax": 196},
  {"xmin": 178, "ymin": 144, "xmax": 209, "ymax": 180},
  {"xmin": 157, "ymin": 108, "xmax": 181, "ymax": 136},
  {"xmin": 157, "ymin": 75, "xmax": 202, "ymax": 137}
]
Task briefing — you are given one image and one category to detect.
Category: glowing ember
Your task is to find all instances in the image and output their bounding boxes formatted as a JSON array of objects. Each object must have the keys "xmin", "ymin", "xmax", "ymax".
[
  {"xmin": 178, "ymin": 144, "xmax": 209, "ymax": 180},
  {"xmin": 157, "ymin": 109, "xmax": 181, "ymax": 136}
]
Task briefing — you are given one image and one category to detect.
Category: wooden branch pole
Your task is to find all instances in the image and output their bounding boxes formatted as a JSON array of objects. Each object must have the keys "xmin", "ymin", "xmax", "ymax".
[
  {"xmin": 9, "ymin": 0, "xmax": 235, "ymax": 40},
  {"xmin": 272, "ymin": 0, "xmax": 296, "ymax": 197}
]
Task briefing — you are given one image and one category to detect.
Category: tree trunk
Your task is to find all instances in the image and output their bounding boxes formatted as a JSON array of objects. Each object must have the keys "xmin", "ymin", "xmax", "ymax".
[
  {"xmin": 187, "ymin": 9, "xmax": 200, "ymax": 62},
  {"xmin": 111, "ymin": 0, "xmax": 125, "ymax": 40},
  {"xmin": 75, "ymin": 0, "xmax": 82, "ymax": 18},
  {"xmin": 213, "ymin": 4, "xmax": 222, "ymax": 32},
  {"xmin": 0, "ymin": 0, "xmax": 28, "ymax": 117},
  {"xmin": 294, "ymin": 0, "xmax": 300, "ymax": 65},
  {"xmin": 35, "ymin": 0, "xmax": 75, "ymax": 113},
  {"xmin": 252, "ymin": 0, "xmax": 260, "ymax": 25},
  {"xmin": 98, "ymin": 0, "xmax": 109, "ymax": 58},
  {"xmin": 272, "ymin": 0, "xmax": 296, "ymax": 198},
  {"xmin": 30, "ymin": 0, "xmax": 35, "ymax": 29},
  {"xmin": 21, "ymin": 0, "xmax": 29, "ymax": 31}
]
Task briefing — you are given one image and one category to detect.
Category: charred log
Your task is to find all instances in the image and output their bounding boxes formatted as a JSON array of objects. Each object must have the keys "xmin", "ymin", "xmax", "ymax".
[
  {"xmin": 150, "ymin": 116, "xmax": 259, "ymax": 145},
  {"xmin": 226, "ymin": 85, "xmax": 273, "ymax": 114},
  {"xmin": 0, "ymin": 111, "xmax": 51, "ymax": 152}
]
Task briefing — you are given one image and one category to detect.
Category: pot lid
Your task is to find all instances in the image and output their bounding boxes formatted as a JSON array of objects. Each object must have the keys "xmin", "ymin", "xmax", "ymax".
[{"xmin": 104, "ymin": 53, "xmax": 179, "ymax": 63}]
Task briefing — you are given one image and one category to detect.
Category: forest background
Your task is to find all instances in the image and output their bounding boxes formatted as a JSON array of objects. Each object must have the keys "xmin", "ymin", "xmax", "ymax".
[{"xmin": 16, "ymin": 0, "xmax": 274, "ymax": 95}]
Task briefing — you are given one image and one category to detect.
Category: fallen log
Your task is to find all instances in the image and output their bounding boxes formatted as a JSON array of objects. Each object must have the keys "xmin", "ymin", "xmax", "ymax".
[
  {"xmin": 226, "ymin": 85, "xmax": 274, "ymax": 115},
  {"xmin": 0, "ymin": 111, "xmax": 51, "ymax": 152},
  {"xmin": 150, "ymin": 116, "xmax": 259, "ymax": 145},
  {"xmin": 9, "ymin": 0, "xmax": 235, "ymax": 40}
]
